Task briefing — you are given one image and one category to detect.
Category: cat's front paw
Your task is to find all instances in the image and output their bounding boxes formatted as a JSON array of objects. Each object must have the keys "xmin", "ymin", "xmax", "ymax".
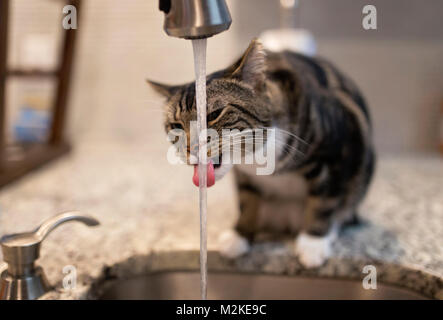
[
  {"xmin": 218, "ymin": 230, "xmax": 250, "ymax": 259},
  {"xmin": 294, "ymin": 232, "xmax": 331, "ymax": 268}
]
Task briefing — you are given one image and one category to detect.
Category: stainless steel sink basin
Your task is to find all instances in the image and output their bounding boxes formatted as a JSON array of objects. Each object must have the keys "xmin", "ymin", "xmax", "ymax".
[{"xmin": 96, "ymin": 272, "xmax": 428, "ymax": 300}]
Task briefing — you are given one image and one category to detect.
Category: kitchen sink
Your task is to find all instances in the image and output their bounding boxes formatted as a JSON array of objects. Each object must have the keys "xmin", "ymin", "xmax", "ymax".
[{"xmin": 96, "ymin": 271, "xmax": 428, "ymax": 300}]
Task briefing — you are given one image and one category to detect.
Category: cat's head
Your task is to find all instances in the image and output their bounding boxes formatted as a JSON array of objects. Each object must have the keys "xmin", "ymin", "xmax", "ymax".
[{"xmin": 147, "ymin": 39, "xmax": 272, "ymax": 185}]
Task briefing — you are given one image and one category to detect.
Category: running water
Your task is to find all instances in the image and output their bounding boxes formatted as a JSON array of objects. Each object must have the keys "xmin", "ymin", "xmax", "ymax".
[{"xmin": 192, "ymin": 38, "xmax": 208, "ymax": 300}]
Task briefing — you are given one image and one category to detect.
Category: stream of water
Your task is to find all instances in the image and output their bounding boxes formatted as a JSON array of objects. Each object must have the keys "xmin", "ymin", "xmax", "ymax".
[{"xmin": 192, "ymin": 38, "xmax": 208, "ymax": 300}]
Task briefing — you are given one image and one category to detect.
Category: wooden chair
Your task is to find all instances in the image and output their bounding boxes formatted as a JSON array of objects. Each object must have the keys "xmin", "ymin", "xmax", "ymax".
[{"xmin": 0, "ymin": 0, "xmax": 80, "ymax": 188}]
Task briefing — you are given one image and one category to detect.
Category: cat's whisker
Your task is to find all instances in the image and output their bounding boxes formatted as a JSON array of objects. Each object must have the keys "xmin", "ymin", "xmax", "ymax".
[
  {"xmin": 226, "ymin": 137, "xmax": 303, "ymax": 151},
  {"xmin": 218, "ymin": 138, "xmax": 305, "ymax": 157},
  {"xmin": 222, "ymin": 130, "xmax": 304, "ymax": 149},
  {"xmin": 258, "ymin": 127, "xmax": 309, "ymax": 146},
  {"xmin": 223, "ymin": 129, "xmax": 255, "ymax": 137}
]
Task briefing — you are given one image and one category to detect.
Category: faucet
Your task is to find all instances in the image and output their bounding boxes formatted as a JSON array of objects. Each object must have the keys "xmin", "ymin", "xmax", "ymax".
[
  {"xmin": 0, "ymin": 212, "xmax": 100, "ymax": 300},
  {"xmin": 159, "ymin": 0, "xmax": 232, "ymax": 39}
]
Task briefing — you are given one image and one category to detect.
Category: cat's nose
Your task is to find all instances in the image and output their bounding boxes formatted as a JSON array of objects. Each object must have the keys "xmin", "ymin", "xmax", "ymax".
[
  {"xmin": 188, "ymin": 153, "xmax": 198, "ymax": 165},
  {"xmin": 190, "ymin": 143, "xmax": 199, "ymax": 156}
]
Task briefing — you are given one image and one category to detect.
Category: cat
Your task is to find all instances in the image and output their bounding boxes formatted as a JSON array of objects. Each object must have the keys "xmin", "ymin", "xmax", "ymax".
[{"xmin": 148, "ymin": 39, "xmax": 375, "ymax": 268}]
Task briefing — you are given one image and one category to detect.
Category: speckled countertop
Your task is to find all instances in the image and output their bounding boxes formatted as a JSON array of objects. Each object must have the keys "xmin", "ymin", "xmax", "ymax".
[{"xmin": 0, "ymin": 140, "xmax": 442, "ymax": 299}]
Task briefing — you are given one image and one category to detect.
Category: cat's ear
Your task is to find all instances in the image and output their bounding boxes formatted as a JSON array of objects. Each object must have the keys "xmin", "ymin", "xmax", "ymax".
[
  {"xmin": 228, "ymin": 38, "xmax": 266, "ymax": 90},
  {"xmin": 146, "ymin": 79, "xmax": 180, "ymax": 98}
]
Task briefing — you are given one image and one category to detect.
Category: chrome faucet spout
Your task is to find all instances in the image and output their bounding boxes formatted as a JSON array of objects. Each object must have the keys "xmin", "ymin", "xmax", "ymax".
[{"xmin": 159, "ymin": 0, "xmax": 232, "ymax": 39}]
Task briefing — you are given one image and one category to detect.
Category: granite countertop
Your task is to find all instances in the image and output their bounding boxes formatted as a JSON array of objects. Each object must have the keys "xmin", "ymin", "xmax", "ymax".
[{"xmin": 0, "ymin": 140, "xmax": 442, "ymax": 299}]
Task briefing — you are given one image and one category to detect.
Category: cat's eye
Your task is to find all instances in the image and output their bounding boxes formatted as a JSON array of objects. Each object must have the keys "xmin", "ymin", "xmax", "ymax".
[
  {"xmin": 170, "ymin": 123, "xmax": 183, "ymax": 130},
  {"xmin": 207, "ymin": 108, "xmax": 224, "ymax": 122}
]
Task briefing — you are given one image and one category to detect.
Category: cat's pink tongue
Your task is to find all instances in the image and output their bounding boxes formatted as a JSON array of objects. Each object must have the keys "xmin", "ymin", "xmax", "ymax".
[{"xmin": 192, "ymin": 160, "xmax": 215, "ymax": 188}]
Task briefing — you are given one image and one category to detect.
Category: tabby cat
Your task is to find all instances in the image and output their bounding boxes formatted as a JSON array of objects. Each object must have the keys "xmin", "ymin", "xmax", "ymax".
[{"xmin": 148, "ymin": 39, "xmax": 375, "ymax": 267}]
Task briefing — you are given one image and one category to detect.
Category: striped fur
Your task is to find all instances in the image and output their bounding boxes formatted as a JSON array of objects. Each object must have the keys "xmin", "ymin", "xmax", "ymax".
[{"xmin": 148, "ymin": 39, "xmax": 375, "ymax": 244}]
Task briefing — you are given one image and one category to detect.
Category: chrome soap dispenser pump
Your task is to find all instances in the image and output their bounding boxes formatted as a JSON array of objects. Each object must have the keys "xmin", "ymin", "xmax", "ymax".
[{"xmin": 0, "ymin": 212, "xmax": 99, "ymax": 300}]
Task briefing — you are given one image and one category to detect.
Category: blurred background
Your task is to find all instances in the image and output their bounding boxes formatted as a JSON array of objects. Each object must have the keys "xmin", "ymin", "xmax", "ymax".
[
  {"xmin": 0, "ymin": 0, "xmax": 442, "ymax": 217},
  {"xmin": 4, "ymin": 0, "xmax": 443, "ymax": 153}
]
